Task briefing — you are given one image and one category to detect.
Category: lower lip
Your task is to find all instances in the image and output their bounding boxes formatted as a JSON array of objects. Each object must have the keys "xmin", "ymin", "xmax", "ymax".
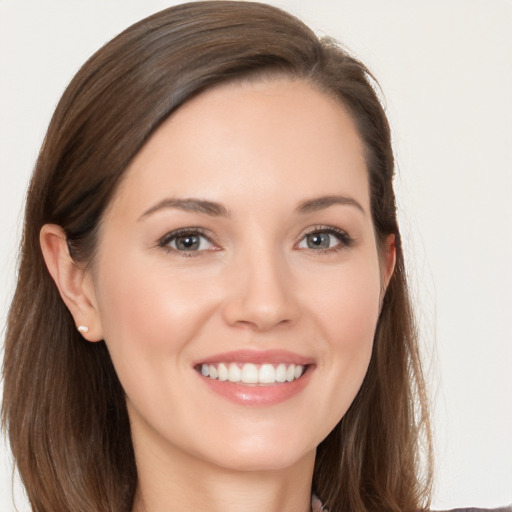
[{"xmin": 198, "ymin": 366, "xmax": 313, "ymax": 406}]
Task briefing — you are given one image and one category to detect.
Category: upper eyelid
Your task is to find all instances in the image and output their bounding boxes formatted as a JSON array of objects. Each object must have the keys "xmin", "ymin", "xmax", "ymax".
[
  {"xmin": 295, "ymin": 225, "xmax": 354, "ymax": 249},
  {"xmin": 157, "ymin": 227, "xmax": 216, "ymax": 247},
  {"xmin": 298, "ymin": 224, "xmax": 351, "ymax": 239}
]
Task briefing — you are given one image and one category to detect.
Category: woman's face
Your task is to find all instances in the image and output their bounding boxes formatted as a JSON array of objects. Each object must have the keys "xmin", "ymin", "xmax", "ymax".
[{"xmin": 87, "ymin": 78, "xmax": 394, "ymax": 473}]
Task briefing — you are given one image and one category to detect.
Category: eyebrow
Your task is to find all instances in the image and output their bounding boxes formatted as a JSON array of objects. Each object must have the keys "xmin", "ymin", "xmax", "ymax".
[
  {"xmin": 139, "ymin": 194, "xmax": 365, "ymax": 220},
  {"xmin": 139, "ymin": 198, "xmax": 229, "ymax": 220},
  {"xmin": 296, "ymin": 195, "xmax": 366, "ymax": 215}
]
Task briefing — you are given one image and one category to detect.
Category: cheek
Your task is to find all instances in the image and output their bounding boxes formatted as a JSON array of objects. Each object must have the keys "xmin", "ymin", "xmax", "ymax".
[
  {"xmin": 92, "ymin": 252, "xmax": 226, "ymax": 449},
  {"xmin": 311, "ymin": 256, "xmax": 382, "ymax": 348},
  {"xmin": 303, "ymin": 258, "xmax": 381, "ymax": 432},
  {"xmin": 92, "ymin": 251, "xmax": 217, "ymax": 376}
]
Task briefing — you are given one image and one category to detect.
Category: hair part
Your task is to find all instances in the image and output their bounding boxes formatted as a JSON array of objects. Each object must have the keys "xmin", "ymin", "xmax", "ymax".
[{"xmin": 2, "ymin": 2, "xmax": 432, "ymax": 511}]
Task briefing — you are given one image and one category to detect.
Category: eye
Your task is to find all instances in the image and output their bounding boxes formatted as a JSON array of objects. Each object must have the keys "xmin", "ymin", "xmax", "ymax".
[
  {"xmin": 158, "ymin": 228, "xmax": 217, "ymax": 255},
  {"xmin": 297, "ymin": 227, "xmax": 353, "ymax": 252}
]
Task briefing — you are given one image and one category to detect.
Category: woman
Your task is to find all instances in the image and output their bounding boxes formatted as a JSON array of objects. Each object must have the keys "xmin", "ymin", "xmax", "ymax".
[{"xmin": 1, "ymin": 2, "xmax": 507, "ymax": 511}]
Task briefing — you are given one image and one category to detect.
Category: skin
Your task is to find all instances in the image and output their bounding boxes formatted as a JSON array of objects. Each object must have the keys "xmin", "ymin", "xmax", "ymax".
[{"xmin": 41, "ymin": 78, "xmax": 395, "ymax": 512}]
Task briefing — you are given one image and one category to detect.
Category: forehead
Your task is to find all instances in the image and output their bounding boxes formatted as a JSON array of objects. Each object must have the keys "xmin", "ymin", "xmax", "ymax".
[{"xmin": 107, "ymin": 78, "xmax": 369, "ymax": 220}]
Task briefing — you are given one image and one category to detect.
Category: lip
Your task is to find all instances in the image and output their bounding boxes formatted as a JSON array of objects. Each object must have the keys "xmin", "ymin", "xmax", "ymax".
[
  {"xmin": 194, "ymin": 350, "xmax": 315, "ymax": 406},
  {"xmin": 194, "ymin": 349, "xmax": 315, "ymax": 366}
]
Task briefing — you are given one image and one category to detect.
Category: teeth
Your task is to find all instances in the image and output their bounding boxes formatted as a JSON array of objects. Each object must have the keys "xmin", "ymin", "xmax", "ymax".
[
  {"xmin": 217, "ymin": 363, "xmax": 228, "ymax": 381},
  {"xmin": 258, "ymin": 364, "xmax": 276, "ymax": 384},
  {"xmin": 228, "ymin": 362, "xmax": 241, "ymax": 382},
  {"xmin": 276, "ymin": 363, "xmax": 287, "ymax": 382},
  {"xmin": 200, "ymin": 362, "xmax": 306, "ymax": 384},
  {"xmin": 241, "ymin": 363, "xmax": 258, "ymax": 384},
  {"xmin": 209, "ymin": 365, "xmax": 218, "ymax": 379}
]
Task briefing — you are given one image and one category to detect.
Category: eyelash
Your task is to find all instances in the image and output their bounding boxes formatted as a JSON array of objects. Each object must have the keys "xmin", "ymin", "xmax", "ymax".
[
  {"xmin": 157, "ymin": 225, "xmax": 354, "ymax": 257},
  {"xmin": 297, "ymin": 225, "xmax": 354, "ymax": 254},
  {"xmin": 157, "ymin": 227, "xmax": 217, "ymax": 257}
]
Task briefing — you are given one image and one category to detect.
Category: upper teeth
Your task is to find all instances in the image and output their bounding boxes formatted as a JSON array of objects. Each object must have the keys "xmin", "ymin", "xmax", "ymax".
[{"xmin": 200, "ymin": 362, "xmax": 305, "ymax": 384}]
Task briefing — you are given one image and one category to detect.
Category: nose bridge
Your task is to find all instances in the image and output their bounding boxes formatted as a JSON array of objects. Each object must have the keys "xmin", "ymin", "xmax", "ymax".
[{"xmin": 222, "ymin": 236, "xmax": 299, "ymax": 331}]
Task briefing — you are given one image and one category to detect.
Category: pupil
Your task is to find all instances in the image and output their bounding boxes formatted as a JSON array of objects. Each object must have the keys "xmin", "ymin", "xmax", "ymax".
[
  {"xmin": 176, "ymin": 235, "xmax": 199, "ymax": 250},
  {"xmin": 307, "ymin": 233, "xmax": 329, "ymax": 249}
]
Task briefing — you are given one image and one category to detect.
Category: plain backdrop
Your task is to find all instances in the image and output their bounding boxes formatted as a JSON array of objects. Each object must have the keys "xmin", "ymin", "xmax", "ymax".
[{"xmin": 1, "ymin": 0, "xmax": 511, "ymax": 509}]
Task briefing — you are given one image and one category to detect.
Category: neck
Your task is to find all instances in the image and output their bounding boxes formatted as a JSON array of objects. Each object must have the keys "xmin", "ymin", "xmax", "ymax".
[{"xmin": 131, "ymin": 437, "xmax": 315, "ymax": 512}]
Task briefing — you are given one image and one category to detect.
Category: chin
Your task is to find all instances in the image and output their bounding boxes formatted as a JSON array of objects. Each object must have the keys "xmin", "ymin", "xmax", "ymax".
[
  {"xmin": 205, "ymin": 445, "xmax": 315, "ymax": 473},
  {"xmin": 193, "ymin": 426, "xmax": 318, "ymax": 473}
]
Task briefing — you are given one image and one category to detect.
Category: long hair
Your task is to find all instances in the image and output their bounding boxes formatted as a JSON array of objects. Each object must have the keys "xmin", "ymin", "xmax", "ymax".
[{"xmin": 2, "ymin": 2, "xmax": 432, "ymax": 511}]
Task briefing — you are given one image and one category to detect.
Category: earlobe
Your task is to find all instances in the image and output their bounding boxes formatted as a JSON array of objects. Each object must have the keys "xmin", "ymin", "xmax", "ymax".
[{"xmin": 39, "ymin": 224, "xmax": 103, "ymax": 342}]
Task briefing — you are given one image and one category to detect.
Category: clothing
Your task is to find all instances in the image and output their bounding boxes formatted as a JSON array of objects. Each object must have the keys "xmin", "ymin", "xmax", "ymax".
[{"xmin": 312, "ymin": 495, "xmax": 511, "ymax": 512}]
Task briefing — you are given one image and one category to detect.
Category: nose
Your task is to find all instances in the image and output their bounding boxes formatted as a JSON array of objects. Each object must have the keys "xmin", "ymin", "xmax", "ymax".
[{"xmin": 222, "ymin": 249, "xmax": 300, "ymax": 332}]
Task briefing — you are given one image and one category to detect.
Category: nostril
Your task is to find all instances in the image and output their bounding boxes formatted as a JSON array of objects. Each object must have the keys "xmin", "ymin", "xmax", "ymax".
[
  {"xmin": 233, "ymin": 317, "xmax": 293, "ymax": 332},
  {"xmin": 223, "ymin": 296, "xmax": 299, "ymax": 331}
]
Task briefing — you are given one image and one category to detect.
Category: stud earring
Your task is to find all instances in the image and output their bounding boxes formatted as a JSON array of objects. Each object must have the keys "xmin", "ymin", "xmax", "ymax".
[{"xmin": 77, "ymin": 325, "xmax": 89, "ymax": 334}]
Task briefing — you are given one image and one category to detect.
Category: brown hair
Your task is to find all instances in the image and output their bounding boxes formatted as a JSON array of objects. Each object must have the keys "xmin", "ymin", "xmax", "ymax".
[{"xmin": 2, "ymin": 2, "xmax": 432, "ymax": 511}]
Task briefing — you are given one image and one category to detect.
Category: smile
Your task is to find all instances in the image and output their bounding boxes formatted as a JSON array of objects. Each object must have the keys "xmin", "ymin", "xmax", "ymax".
[
  {"xmin": 194, "ymin": 350, "xmax": 314, "ymax": 405},
  {"xmin": 199, "ymin": 362, "xmax": 305, "ymax": 385}
]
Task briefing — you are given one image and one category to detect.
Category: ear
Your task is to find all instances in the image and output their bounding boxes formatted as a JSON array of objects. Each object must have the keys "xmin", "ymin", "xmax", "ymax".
[
  {"xmin": 40, "ymin": 224, "xmax": 103, "ymax": 342},
  {"xmin": 380, "ymin": 233, "xmax": 396, "ymax": 296}
]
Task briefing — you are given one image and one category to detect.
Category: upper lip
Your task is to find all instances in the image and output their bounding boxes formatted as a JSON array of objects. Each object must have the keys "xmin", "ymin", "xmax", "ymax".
[{"xmin": 194, "ymin": 349, "xmax": 315, "ymax": 366}]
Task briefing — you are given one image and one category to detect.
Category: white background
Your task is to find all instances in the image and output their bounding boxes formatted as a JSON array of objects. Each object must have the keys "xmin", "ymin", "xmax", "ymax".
[{"xmin": 1, "ymin": 0, "xmax": 511, "ymax": 510}]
